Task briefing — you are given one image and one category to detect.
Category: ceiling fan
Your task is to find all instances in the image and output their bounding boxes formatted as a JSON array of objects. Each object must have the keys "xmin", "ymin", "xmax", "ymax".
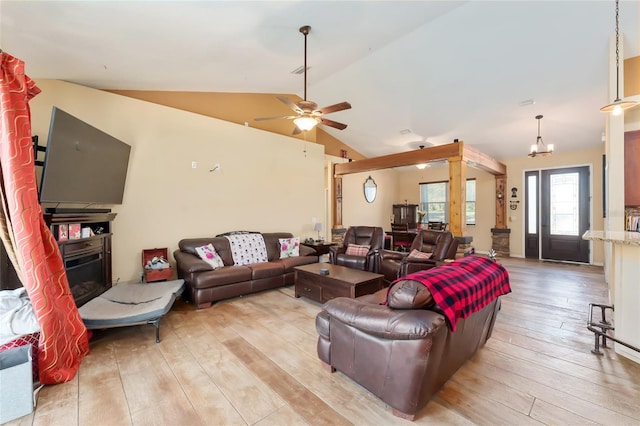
[{"xmin": 254, "ymin": 25, "xmax": 351, "ymax": 134}]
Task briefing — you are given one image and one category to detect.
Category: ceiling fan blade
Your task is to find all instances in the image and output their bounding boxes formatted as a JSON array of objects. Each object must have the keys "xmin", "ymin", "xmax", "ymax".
[
  {"xmin": 277, "ymin": 96, "xmax": 304, "ymax": 114},
  {"xmin": 316, "ymin": 102, "xmax": 352, "ymax": 115},
  {"xmin": 254, "ymin": 115, "xmax": 297, "ymax": 122},
  {"xmin": 292, "ymin": 126, "xmax": 301, "ymax": 135},
  {"xmin": 319, "ymin": 117, "xmax": 348, "ymax": 130}
]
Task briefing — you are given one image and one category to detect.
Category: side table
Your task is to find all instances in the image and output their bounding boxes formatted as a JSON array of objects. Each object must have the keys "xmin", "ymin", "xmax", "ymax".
[
  {"xmin": 301, "ymin": 241, "xmax": 336, "ymax": 262},
  {"xmin": 301, "ymin": 241, "xmax": 336, "ymax": 256}
]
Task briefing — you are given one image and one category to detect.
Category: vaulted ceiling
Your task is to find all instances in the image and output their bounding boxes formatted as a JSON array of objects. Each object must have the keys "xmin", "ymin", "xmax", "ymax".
[{"xmin": 2, "ymin": 1, "xmax": 639, "ymax": 161}]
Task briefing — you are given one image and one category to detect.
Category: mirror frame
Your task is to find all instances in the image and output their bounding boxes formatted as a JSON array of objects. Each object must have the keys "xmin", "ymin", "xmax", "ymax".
[{"xmin": 363, "ymin": 176, "xmax": 377, "ymax": 203}]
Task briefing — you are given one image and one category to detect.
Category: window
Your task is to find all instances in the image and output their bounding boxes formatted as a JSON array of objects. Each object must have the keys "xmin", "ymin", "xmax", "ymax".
[
  {"xmin": 419, "ymin": 179, "xmax": 476, "ymax": 225},
  {"xmin": 466, "ymin": 179, "xmax": 476, "ymax": 225},
  {"xmin": 420, "ymin": 181, "xmax": 447, "ymax": 222}
]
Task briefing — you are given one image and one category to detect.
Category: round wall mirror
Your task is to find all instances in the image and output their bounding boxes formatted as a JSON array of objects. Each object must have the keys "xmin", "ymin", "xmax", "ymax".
[{"xmin": 363, "ymin": 176, "xmax": 377, "ymax": 203}]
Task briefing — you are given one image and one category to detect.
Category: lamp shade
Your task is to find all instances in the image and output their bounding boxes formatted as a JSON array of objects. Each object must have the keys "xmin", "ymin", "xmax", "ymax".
[
  {"xmin": 294, "ymin": 116, "xmax": 319, "ymax": 131},
  {"xmin": 314, "ymin": 223, "xmax": 323, "ymax": 232}
]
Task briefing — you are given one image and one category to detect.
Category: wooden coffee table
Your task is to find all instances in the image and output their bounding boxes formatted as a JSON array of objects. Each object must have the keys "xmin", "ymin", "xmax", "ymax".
[{"xmin": 294, "ymin": 263, "xmax": 384, "ymax": 303}]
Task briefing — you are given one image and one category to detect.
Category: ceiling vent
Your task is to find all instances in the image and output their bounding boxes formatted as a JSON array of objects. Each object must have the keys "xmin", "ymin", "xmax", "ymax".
[{"xmin": 291, "ymin": 65, "xmax": 310, "ymax": 75}]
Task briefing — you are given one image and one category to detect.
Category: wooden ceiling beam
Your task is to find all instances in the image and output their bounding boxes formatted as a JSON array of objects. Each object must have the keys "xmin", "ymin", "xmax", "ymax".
[
  {"xmin": 334, "ymin": 142, "xmax": 462, "ymax": 176},
  {"xmin": 333, "ymin": 141, "xmax": 506, "ymax": 176}
]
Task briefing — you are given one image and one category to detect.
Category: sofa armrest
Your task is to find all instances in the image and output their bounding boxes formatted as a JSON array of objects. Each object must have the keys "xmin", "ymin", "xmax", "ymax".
[
  {"xmin": 323, "ymin": 297, "xmax": 446, "ymax": 340},
  {"xmin": 380, "ymin": 249, "xmax": 408, "ymax": 261},
  {"xmin": 299, "ymin": 244, "xmax": 316, "ymax": 257},
  {"xmin": 174, "ymin": 250, "xmax": 213, "ymax": 274},
  {"xmin": 400, "ymin": 258, "xmax": 440, "ymax": 276},
  {"xmin": 329, "ymin": 245, "xmax": 345, "ymax": 264}
]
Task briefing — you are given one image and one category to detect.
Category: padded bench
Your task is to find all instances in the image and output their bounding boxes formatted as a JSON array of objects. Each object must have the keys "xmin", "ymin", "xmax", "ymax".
[{"xmin": 78, "ymin": 279, "xmax": 185, "ymax": 343}]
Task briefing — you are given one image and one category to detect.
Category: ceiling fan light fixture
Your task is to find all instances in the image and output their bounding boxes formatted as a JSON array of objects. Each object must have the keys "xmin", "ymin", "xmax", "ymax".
[
  {"xmin": 528, "ymin": 115, "xmax": 554, "ymax": 158},
  {"xmin": 293, "ymin": 116, "xmax": 318, "ymax": 131},
  {"xmin": 600, "ymin": 0, "xmax": 638, "ymax": 114},
  {"xmin": 416, "ymin": 163, "xmax": 428, "ymax": 170}
]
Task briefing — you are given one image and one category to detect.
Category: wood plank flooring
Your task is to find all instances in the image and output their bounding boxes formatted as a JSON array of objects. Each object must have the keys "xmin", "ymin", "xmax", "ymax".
[{"xmin": 7, "ymin": 258, "xmax": 640, "ymax": 425}]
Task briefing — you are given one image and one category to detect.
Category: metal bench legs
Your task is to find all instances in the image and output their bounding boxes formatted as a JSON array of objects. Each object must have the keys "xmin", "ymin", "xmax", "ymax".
[{"xmin": 587, "ymin": 303, "xmax": 640, "ymax": 356}]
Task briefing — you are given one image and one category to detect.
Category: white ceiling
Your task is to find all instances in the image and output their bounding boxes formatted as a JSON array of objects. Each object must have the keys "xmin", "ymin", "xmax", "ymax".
[{"xmin": 1, "ymin": 1, "xmax": 639, "ymax": 161}]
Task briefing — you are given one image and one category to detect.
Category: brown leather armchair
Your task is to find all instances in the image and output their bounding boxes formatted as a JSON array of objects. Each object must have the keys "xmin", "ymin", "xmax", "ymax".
[
  {"xmin": 379, "ymin": 230, "xmax": 458, "ymax": 285},
  {"xmin": 329, "ymin": 226, "xmax": 384, "ymax": 272},
  {"xmin": 316, "ymin": 278, "xmax": 502, "ymax": 420}
]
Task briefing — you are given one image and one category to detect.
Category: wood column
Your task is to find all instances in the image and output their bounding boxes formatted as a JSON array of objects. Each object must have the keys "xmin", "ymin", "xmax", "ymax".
[
  {"xmin": 495, "ymin": 174, "xmax": 507, "ymax": 228},
  {"xmin": 333, "ymin": 166, "xmax": 343, "ymax": 228},
  {"xmin": 448, "ymin": 159, "xmax": 467, "ymax": 237}
]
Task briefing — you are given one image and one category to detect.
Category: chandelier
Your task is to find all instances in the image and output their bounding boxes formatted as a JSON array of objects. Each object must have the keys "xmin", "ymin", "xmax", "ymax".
[{"xmin": 528, "ymin": 115, "xmax": 554, "ymax": 158}]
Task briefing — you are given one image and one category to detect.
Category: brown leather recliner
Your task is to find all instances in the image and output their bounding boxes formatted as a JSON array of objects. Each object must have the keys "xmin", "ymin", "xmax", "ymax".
[
  {"xmin": 379, "ymin": 230, "xmax": 458, "ymax": 284},
  {"xmin": 329, "ymin": 226, "xmax": 384, "ymax": 272},
  {"xmin": 315, "ymin": 277, "xmax": 502, "ymax": 420}
]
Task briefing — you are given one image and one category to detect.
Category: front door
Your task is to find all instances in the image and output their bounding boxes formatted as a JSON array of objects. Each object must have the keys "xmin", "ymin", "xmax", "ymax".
[{"xmin": 525, "ymin": 166, "xmax": 590, "ymax": 263}]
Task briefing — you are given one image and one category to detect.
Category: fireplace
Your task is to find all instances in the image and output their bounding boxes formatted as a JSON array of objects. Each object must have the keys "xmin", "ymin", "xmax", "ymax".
[{"xmin": 65, "ymin": 250, "xmax": 110, "ymax": 307}]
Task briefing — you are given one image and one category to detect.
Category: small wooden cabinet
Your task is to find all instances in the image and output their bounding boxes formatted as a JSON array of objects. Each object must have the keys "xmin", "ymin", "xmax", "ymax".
[
  {"xmin": 392, "ymin": 204, "xmax": 418, "ymax": 229},
  {"xmin": 142, "ymin": 248, "xmax": 173, "ymax": 282}
]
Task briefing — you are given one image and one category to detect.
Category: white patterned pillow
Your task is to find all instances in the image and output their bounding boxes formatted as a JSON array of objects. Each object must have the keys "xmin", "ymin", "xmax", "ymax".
[
  {"xmin": 225, "ymin": 234, "xmax": 268, "ymax": 265},
  {"xmin": 195, "ymin": 243, "xmax": 225, "ymax": 269},
  {"xmin": 279, "ymin": 237, "xmax": 300, "ymax": 259}
]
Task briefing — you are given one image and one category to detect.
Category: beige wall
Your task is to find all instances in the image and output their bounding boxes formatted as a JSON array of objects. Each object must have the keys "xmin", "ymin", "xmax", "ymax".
[
  {"xmin": 341, "ymin": 169, "xmax": 399, "ymax": 229},
  {"xmin": 31, "ymin": 80, "xmax": 326, "ymax": 283}
]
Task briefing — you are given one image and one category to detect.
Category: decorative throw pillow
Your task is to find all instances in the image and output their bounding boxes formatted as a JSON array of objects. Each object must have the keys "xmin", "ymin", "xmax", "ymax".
[
  {"xmin": 279, "ymin": 237, "xmax": 300, "ymax": 259},
  {"xmin": 345, "ymin": 244, "xmax": 371, "ymax": 257},
  {"xmin": 387, "ymin": 280, "xmax": 435, "ymax": 309},
  {"xmin": 407, "ymin": 249, "xmax": 433, "ymax": 260},
  {"xmin": 195, "ymin": 243, "xmax": 225, "ymax": 269}
]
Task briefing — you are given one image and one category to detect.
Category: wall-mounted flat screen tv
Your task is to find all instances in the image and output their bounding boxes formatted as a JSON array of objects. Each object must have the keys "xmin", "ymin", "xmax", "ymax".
[{"xmin": 39, "ymin": 107, "xmax": 131, "ymax": 205}]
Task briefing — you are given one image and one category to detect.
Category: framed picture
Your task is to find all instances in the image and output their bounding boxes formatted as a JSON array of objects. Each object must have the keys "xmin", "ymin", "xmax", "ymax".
[
  {"xmin": 58, "ymin": 224, "xmax": 68, "ymax": 242},
  {"xmin": 69, "ymin": 223, "xmax": 81, "ymax": 240}
]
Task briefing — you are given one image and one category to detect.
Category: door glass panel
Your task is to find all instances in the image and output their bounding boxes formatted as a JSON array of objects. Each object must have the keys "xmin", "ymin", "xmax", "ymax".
[
  {"xmin": 527, "ymin": 174, "xmax": 537, "ymax": 234},
  {"xmin": 550, "ymin": 172, "xmax": 579, "ymax": 236}
]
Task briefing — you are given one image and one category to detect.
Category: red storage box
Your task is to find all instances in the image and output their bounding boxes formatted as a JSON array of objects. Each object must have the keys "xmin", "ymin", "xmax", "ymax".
[{"xmin": 142, "ymin": 248, "xmax": 173, "ymax": 282}]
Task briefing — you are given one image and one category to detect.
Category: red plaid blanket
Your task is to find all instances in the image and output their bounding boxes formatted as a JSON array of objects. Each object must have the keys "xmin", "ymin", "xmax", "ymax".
[{"xmin": 391, "ymin": 256, "xmax": 511, "ymax": 331}]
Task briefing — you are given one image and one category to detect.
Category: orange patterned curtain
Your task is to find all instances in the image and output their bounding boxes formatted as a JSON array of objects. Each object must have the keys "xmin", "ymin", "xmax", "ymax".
[{"xmin": 0, "ymin": 51, "xmax": 89, "ymax": 384}]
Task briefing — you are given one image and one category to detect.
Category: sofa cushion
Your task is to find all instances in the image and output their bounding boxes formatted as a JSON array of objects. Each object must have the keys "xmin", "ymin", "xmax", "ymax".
[
  {"xmin": 387, "ymin": 279, "xmax": 435, "ymax": 310},
  {"xmin": 279, "ymin": 237, "xmax": 300, "ymax": 258},
  {"xmin": 345, "ymin": 244, "xmax": 370, "ymax": 256},
  {"xmin": 247, "ymin": 262, "xmax": 285, "ymax": 280},
  {"xmin": 195, "ymin": 243, "xmax": 225, "ymax": 269}
]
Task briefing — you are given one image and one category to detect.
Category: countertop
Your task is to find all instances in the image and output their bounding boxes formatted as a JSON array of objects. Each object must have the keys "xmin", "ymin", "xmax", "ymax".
[{"xmin": 582, "ymin": 230, "xmax": 640, "ymax": 246}]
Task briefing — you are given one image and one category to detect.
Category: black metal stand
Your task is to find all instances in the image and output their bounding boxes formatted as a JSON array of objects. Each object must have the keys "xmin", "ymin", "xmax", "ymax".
[
  {"xmin": 587, "ymin": 303, "xmax": 640, "ymax": 355},
  {"xmin": 148, "ymin": 318, "xmax": 161, "ymax": 343}
]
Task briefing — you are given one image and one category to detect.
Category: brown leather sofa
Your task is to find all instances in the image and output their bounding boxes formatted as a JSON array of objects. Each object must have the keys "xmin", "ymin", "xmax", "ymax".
[
  {"xmin": 316, "ymin": 275, "xmax": 502, "ymax": 420},
  {"xmin": 379, "ymin": 230, "xmax": 459, "ymax": 284},
  {"xmin": 328, "ymin": 226, "xmax": 384, "ymax": 272},
  {"xmin": 174, "ymin": 232, "xmax": 318, "ymax": 309}
]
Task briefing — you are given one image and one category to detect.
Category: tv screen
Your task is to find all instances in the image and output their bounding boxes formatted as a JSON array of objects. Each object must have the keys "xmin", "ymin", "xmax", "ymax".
[{"xmin": 39, "ymin": 107, "xmax": 131, "ymax": 205}]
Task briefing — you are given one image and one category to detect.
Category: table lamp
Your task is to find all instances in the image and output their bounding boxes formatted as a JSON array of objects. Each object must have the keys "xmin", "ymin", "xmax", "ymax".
[{"xmin": 314, "ymin": 223, "xmax": 323, "ymax": 241}]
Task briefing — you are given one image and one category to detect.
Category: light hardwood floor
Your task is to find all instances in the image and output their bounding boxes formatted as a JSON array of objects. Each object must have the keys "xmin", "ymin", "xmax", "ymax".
[{"xmin": 8, "ymin": 258, "xmax": 640, "ymax": 425}]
